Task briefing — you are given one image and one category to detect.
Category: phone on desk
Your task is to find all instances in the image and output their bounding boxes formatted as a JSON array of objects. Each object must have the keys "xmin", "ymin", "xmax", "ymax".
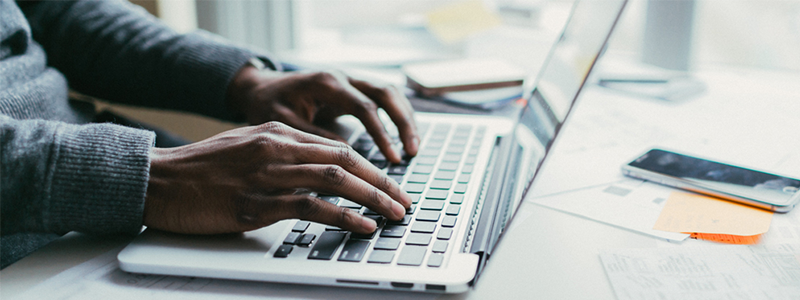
[{"xmin": 621, "ymin": 148, "xmax": 800, "ymax": 212}]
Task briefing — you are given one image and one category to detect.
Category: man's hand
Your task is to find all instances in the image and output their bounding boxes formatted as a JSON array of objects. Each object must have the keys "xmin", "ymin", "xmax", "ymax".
[
  {"xmin": 143, "ymin": 122, "xmax": 412, "ymax": 235},
  {"xmin": 226, "ymin": 66, "xmax": 419, "ymax": 163}
]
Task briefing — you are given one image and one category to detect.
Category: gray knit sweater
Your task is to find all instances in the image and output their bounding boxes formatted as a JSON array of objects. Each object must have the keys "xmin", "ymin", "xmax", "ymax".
[{"xmin": 1, "ymin": 0, "xmax": 278, "ymax": 268}]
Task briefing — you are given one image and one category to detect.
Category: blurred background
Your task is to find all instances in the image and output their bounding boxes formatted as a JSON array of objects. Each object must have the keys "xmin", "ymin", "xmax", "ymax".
[
  {"xmin": 131, "ymin": 0, "xmax": 800, "ymax": 72},
  {"xmin": 119, "ymin": 0, "xmax": 800, "ymax": 141}
]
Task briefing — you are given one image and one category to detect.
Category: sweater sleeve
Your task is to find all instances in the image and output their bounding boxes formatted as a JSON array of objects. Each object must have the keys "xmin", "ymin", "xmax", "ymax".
[
  {"xmin": 19, "ymin": 0, "xmax": 282, "ymax": 122},
  {"xmin": 0, "ymin": 114, "xmax": 155, "ymax": 235}
]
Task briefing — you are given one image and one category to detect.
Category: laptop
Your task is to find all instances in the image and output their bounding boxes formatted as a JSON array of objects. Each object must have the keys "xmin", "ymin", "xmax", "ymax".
[{"xmin": 117, "ymin": 0, "xmax": 628, "ymax": 293}]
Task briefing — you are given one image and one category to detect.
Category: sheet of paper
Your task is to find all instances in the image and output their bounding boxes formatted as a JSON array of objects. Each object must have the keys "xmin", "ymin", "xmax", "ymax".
[
  {"xmin": 531, "ymin": 179, "xmax": 689, "ymax": 241},
  {"xmin": 653, "ymin": 192, "xmax": 773, "ymax": 236},
  {"xmin": 600, "ymin": 244, "xmax": 800, "ymax": 300},
  {"xmin": 14, "ymin": 247, "xmax": 436, "ymax": 300}
]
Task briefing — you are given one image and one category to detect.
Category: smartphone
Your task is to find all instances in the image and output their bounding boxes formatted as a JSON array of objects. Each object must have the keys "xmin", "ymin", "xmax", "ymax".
[{"xmin": 621, "ymin": 148, "xmax": 800, "ymax": 212}]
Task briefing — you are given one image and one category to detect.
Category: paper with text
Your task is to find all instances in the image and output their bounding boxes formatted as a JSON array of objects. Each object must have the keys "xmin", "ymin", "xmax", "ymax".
[{"xmin": 600, "ymin": 244, "xmax": 800, "ymax": 300}]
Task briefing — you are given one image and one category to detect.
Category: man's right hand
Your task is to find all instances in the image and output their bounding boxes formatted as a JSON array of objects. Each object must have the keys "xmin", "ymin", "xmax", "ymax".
[{"xmin": 143, "ymin": 122, "xmax": 411, "ymax": 235}]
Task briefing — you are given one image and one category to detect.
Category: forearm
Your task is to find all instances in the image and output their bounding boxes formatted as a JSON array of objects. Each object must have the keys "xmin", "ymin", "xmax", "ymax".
[
  {"xmin": 20, "ymin": 0, "xmax": 281, "ymax": 121},
  {"xmin": 1, "ymin": 115, "xmax": 154, "ymax": 236}
]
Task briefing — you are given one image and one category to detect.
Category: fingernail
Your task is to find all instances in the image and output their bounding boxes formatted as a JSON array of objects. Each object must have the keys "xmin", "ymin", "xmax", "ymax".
[
  {"xmin": 392, "ymin": 201, "xmax": 406, "ymax": 219},
  {"xmin": 361, "ymin": 216, "xmax": 377, "ymax": 232},
  {"xmin": 412, "ymin": 137, "xmax": 420, "ymax": 152}
]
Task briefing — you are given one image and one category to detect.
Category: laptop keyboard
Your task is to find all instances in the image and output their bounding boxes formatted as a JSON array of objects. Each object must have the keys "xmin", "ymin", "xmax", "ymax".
[{"xmin": 274, "ymin": 122, "xmax": 487, "ymax": 268}]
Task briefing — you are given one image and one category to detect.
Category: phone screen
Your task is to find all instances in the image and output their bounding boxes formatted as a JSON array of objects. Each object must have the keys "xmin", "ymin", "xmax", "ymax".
[{"xmin": 629, "ymin": 149, "xmax": 800, "ymax": 205}]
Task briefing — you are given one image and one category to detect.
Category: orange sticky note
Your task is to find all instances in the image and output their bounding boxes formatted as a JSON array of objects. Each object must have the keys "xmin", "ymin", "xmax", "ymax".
[
  {"xmin": 653, "ymin": 192, "xmax": 773, "ymax": 237},
  {"xmin": 689, "ymin": 233, "xmax": 762, "ymax": 245}
]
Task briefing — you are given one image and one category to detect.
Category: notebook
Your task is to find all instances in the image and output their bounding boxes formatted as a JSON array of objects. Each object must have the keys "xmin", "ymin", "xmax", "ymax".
[{"xmin": 117, "ymin": 0, "xmax": 628, "ymax": 293}]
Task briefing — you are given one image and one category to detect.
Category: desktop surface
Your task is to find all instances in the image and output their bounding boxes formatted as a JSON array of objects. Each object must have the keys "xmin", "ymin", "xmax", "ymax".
[{"xmin": 3, "ymin": 65, "xmax": 800, "ymax": 300}]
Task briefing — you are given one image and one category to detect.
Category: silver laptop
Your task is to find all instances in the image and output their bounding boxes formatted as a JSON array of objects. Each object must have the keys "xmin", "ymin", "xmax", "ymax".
[{"xmin": 118, "ymin": 0, "xmax": 628, "ymax": 293}]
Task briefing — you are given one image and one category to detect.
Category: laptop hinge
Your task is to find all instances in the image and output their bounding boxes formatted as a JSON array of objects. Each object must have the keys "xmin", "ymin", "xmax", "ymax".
[{"xmin": 467, "ymin": 134, "xmax": 521, "ymax": 285}]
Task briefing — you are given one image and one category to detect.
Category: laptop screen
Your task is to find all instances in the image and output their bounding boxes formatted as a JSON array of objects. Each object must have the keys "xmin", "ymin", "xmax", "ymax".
[{"xmin": 505, "ymin": 0, "xmax": 629, "ymax": 228}]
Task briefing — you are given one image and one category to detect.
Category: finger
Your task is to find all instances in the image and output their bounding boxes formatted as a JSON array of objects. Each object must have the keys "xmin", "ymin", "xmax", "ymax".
[
  {"xmin": 252, "ymin": 194, "xmax": 377, "ymax": 234},
  {"xmin": 349, "ymin": 78, "xmax": 419, "ymax": 156},
  {"xmin": 302, "ymin": 72, "xmax": 402, "ymax": 163},
  {"xmin": 262, "ymin": 164, "xmax": 407, "ymax": 221},
  {"xmin": 348, "ymin": 98, "xmax": 401, "ymax": 163},
  {"xmin": 272, "ymin": 106, "xmax": 346, "ymax": 142},
  {"xmin": 254, "ymin": 121, "xmax": 343, "ymax": 147},
  {"xmin": 293, "ymin": 142, "xmax": 412, "ymax": 207}
]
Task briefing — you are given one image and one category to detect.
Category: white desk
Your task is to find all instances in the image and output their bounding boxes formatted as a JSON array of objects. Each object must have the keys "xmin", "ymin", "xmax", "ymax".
[{"xmin": 3, "ymin": 65, "xmax": 800, "ymax": 300}]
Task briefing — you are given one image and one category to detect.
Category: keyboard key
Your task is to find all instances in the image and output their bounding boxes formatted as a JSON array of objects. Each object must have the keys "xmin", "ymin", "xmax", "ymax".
[
  {"xmin": 369, "ymin": 151, "xmax": 386, "ymax": 161},
  {"xmin": 406, "ymin": 174, "xmax": 429, "ymax": 183},
  {"xmin": 298, "ymin": 233, "xmax": 316, "ymax": 246},
  {"xmin": 284, "ymin": 232, "xmax": 302, "ymax": 245},
  {"xmin": 387, "ymin": 165, "xmax": 407, "ymax": 175},
  {"xmin": 425, "ymin": 190, "xmax": 448, "ymax": 200},
  {"xmin": 438, "ymin": 162, "xmax": 459, "ymax": 171},
  {"xmin": 446, "ymin": 205, "xmax": 461, "ymax": 216},
  {"xmin": 409, "ymin": 194, "xmax": 421, "ymax": 204},
  {"xmin": 411, "ymin": 221, "xmax": 437, "ymax": 233},
  {"xmin": 367, "ymin": 250, "xmax": 395, "ymax": 264},
  {"xmin": 433, "ymin": 123, "xmax": 452, "ymax": 133},
  {"xmin": 446, "ymin": 146, "xmax": 465, "ymax": 154},
  {"xmin": 442, "ymin": 154, "xmax": 461, "ymax": 162},
  {"xmin": 318, "ymin": 195, "xmax": 339, "ymax": 205},
  {"xmin": 387, "ymin": 215, "xmax": 412, "ymax": 226},
  {"xmin": 425, "ymin": 141, "xmax": 444, "ymax": 149},
  {"xmin": 458, "ymin": 174, "xmax": 471, "ymax": 183},
  {"xmin": 429, "ymin": 180, "xmax": 452, "ymax": 190},
  {"xmin": 461, "ymin": 165, "xmax": 474, "ymax": 174},
  {"xmin": 450, "ymin": 139, "xmax": 468, "ymax": 146},
  {"xmin": 362, "ymin": 208, "xmax": 379, "ymax": 215},
  {"xmin": 419, "ymin": 149, "xmax": 440, "ymax": 157},
  {"xmin": 435, "ymin": 171, "xmax": 456, "ymax": 180},
  {"xmin": 416, "ymin": 210, "xmax": 441, "ymax": 222},
  {"xmin": 308, "ymin": 231, "xmax": 346, "ymax": 260},
  {"xmin": 449, "ymin": 194, "xmax": 464, "ymax": 204},
  {"xmin": 442, "ymin": 216, "xmax": 457, "ymax": 227},
  {"xmin": 432, "ymin": 241, "xmax": 448, "ymax": 253},
  {"xmin": 455, "ymin": 124, "xmax": 473, "ymax": 131},
  {"xmin": 353, "ymin": 142, "xmax": 374, "ymax": 157},
  {"xmin": 427, "ymin": 253, "xmax": 444, "ymax": 267},
  {"xmin": 292, "ymin": 221, "xmax": 310, "ymax": 232},
  {"xmin": 389, "ymin": 174, "xmax": 404, "ymax": 183},
  {"xmin": 338, "ymin": 240, "xmax": 370, "ymax": 262},
  {"xmin": 374, "ymin": 238, "xmax": 401, "ymax": 250},
  {"xmin": 326, "ymin": 225, "xmax": 344, "ymax": 231},
  {"xmin": 380, "ymin": 225, "xmax": 407, "ymax": 238},
  {"xmin": 397, "ymin": 245, "xmax": 428, "ymax": 266},
  {"xmin": 406, "ymin": 205, "xmax": 417, "ymax": 214},
  {"xmin": 437, "ymin": 228, "xmax": 453, "ymax": 240},
  {"xmin": 412, "ymin": 165, "xmax": 434, "ymax": 174},
  {"xmin": 404, "ymin": 183, "xmax": 425, "ymax": 193},
  {"xmin": 370, "ymin": 160, "xmax": 389, "ymax": 169},
  {"xmin": 416, "ymin": 157, "xmax": 438, "ymax": 165},
  {"xmin": 350, "ymin": 228, "xmax": 378, "ymax": 239},
  {"xmin": 454, "ymin": 184, "xmax": 468, "ymax": 194},
  {"xmin": 421, "ymin": 200, "xmax": 445, "ymax": 211},
  {"xmin": 405, "ymin": 233, "xmax": 432, "ymax": 246},
  {"xmin": 274, "ymin": 245, "xmax": 293, "ymax": 258},
  {"xmin": 338, "ymin": 199, "xmax": 362, "ymax": 208},
  {"xmin": 465, "ymin": 156, "xmax": 477, "ymax": 165}
]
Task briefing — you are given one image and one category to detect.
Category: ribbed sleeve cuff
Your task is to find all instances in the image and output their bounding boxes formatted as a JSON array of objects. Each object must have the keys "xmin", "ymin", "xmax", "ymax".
[
  {"xmin": 171, "ymin": 31, "xmax": 282, "ymax": 122},
  {"xmin": 45, "ymin": 122, "xmax": 155, "ymax": 235}
]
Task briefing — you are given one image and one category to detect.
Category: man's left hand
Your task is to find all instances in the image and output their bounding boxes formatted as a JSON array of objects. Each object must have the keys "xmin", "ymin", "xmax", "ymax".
[{"xmin": 226, "ymin": 66, "xmax": 419, "ymax": 163}]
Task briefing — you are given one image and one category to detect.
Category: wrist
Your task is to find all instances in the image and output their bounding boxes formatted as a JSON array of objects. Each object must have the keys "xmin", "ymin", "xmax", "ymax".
[{"xmin": 225, "ymin": 62, "xmax": 262, "ymax": 115}]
